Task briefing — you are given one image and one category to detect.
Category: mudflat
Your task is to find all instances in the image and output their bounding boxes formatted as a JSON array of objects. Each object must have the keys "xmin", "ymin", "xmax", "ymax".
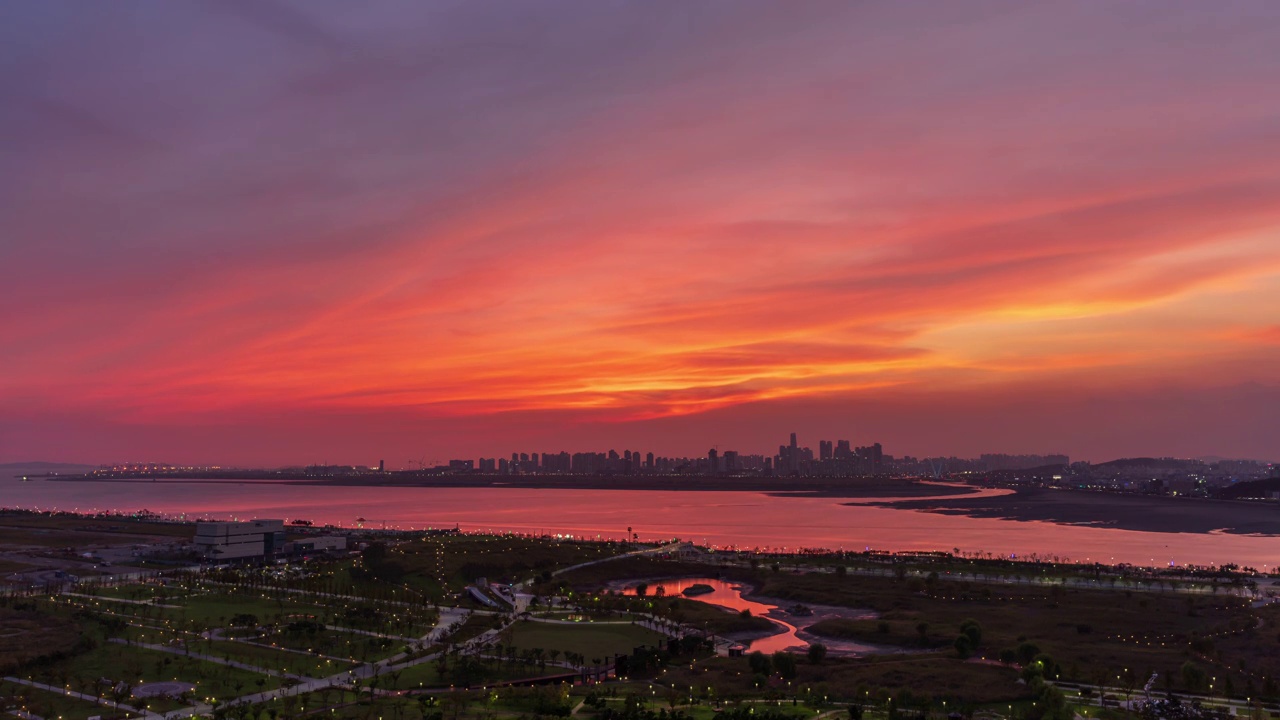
[{"xmin": 870, "ymin": 486, "xmax": 1280, "ymax": 536}]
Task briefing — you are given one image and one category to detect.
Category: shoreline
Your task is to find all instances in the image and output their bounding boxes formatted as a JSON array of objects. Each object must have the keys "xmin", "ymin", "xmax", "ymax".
[
  {"xmin": 38, "ymin": 474, "xmax": 980, "ymax": 499},
  {"xmin": 35, "ymin": 474, "xmax": 1280, "ymax": 537},
  {"xmin": 870, "ymin": 486, "xmax": 1280, "ymax": 536}
]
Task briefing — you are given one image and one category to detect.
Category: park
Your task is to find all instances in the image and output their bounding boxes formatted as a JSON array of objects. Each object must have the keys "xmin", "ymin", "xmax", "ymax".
[{"xmin": 2, "ymin": 511, "xmax": 1279, "ymax": 720}]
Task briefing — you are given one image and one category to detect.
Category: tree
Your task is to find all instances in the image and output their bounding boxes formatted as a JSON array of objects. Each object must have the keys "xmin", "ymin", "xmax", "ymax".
[
  {"xmin": 1016, "ymin": 641, "xmax": 1041, "ymax": 665},
  {"xmin": 1181, "ymin": 661, "xmax": 1206, "ymax": 692},
  {"xmin": 772, "ymin": 651, "xmax": 798, "ymax": 679},
  {"xmin": 1031, "ymin": 653, "xmax": 1060, "ymax": 681},
  {"xmin": 915, "ymin": 622, "xmax": 929, "ymax": 646},
  {"xmin": 807, "ymin": 643, "xmax": 827, "ymax": 665},
  {"xmin": 748, "ymin": 651, "xmax": 771, "ymax": 675},
  {"xmin": 959, "ymin": 619, "xmax": 982, "ymax": 647},
  {"xmin": 953, "ymin": 635, "xmax": 973, "ymax": 659}
]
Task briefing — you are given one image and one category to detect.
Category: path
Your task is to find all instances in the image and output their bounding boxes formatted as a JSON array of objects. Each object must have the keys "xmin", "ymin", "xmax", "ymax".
[
  {"xmin": 540, "ymin": 542, "xmax": 683, "ymax": 584},
  {"xmin": 3, "ymin": 676, "xmax": 163, "ymax": 720},
  {"xmin": 60, "ymin": 591, "xmax": 181, "ymax": 608},
  {"xmin": 108, "ymin": 638, "xmax": 309, "ymax": 681}
]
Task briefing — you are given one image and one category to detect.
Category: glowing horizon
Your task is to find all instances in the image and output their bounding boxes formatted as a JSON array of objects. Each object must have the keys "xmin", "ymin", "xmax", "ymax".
[{"xmin": 2, "ymin": 3, "xmax": 1279, "ymax": 465}]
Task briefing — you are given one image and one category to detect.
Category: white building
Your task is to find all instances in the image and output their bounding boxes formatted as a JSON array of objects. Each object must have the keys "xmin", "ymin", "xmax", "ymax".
[{"xmin": 194, "ymin": 519, "xmax": 285, "ymax": 561}]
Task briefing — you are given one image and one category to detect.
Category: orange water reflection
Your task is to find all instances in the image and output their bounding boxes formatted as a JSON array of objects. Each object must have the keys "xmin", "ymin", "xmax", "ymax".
[
  {"xmin": 8, "ymin": 481, "xmax": 1278, "ymax": 569},
  {"xmin": 622, "ymin": 577, "xmax": 805, "ymax": 653}
]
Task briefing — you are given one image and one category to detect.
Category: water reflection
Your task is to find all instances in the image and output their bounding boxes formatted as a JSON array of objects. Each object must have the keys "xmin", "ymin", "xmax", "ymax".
[
  {"xmin": 7, "ymin": 481, "xmax": 1276, "ymax": 568},
  {"xmin": 622, "ymin": 577, "xmax": 802, "ymax": 652},
  {"xmin": 620, "ymin": 577, "xmax": 881, "ymax": 655}
]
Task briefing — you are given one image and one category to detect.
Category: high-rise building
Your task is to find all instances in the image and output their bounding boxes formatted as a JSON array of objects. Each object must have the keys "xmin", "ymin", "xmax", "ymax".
[
  {"xmin": 856, "ymin": 443, "xmax": 883, "ymax": 470},
  {"xmin": 708, "ymin": 448, "xmax": 719, "ymax": 474},
  {"xmin": 819, "ymin": 440, "xmax": 833, "ymax": 461}
]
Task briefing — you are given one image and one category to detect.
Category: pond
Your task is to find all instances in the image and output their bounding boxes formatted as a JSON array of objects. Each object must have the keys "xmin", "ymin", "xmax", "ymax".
[{"xmin": 619, "ymin": 577, "xmax": 884, "ymax": 656}]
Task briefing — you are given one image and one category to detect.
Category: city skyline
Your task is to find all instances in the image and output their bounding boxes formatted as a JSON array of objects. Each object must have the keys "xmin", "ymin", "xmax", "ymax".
[
  {"xmin": 56, "ymin": 435, "xmax": 1280, "ymax": 474},
  {"xmin": 4, "ymin": 3, "xmax": 1280, "ymax": 466}
]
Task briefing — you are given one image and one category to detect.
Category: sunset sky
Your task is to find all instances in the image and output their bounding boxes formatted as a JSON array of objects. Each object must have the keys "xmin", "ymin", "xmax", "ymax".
[{"xmin": 3, "ymin": 2, "xmax": 1279, "ymax": 466}]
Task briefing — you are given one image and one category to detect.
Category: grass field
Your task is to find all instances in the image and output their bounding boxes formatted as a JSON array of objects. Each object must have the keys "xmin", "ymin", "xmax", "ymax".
[
  {"xmin": 204, "ymin": 639, "xmax": 355, "ymax": 677},
  {"xmin": 659, "ymin": 654, "xmax": 1032, "ymax": 705},
  {"xmin": 385, "ymin": 658, "xmax": 571, "ymax": 691},
  {"xmin": 388, "ymin": 534, "xmax": 632, "ymax": 593},
  {"xmin": 267, "ymin": 626, "xmax": 404, "ymax": 662},
  {"xmin": 162, "ymin": 593, "xmax": 330, "ymax": 626},
  {"xmin": 0, "ymin": 679, "xmax": 132, "ymax": 720},
  {"xmin": 29, "ymin": 642, "xmax": 282, "ymax": 704},
  {"xmin": 0, "ymin": 608, "xmax": 84, "ymax": 675},
  {"xmin": 0, "ymin": 512, "xmax": 191, "ymax": 553},
  {"xmin": 0, "ymin": 512, "xmax": 192, "ymax": 538},
  {"xmin": 506, "ymin": 621, "xmax": 666, "ymax": 661}
]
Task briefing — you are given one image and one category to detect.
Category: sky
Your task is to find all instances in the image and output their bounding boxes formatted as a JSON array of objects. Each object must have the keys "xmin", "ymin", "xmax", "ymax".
[{"xmin": 2, "ymin": 1, "xmax": 1280, "ymax": 466}]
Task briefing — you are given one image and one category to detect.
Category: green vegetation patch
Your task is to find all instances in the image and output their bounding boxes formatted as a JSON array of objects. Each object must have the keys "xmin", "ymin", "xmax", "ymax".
[
  {"xmin": 26, "ymin": 642, "xmax": 281, "ymax": 704},
  {"xmin": 204, "ymin": 639, "xmax": 356, "ymax": 677},
  {"xmin": 385, "ymin": 656, "xmax": 571, "ymax": 691},
  {"xmin": 162, "ymin": 592, "xmax": 328, "ymax": 625},
  {"xmin": 505, "ymin": 620, "xmax": 666, "ymax": 662},
  {"xmin": 377, "ymin": 533, "xmax": 633, "ymax": 596},
  {"xmin": 661, "ymin": 655, "xmax": 1032, "ymax": 705},
  {"xmin": 268, "ymin": 624, "xmax": 405, "ymax": 663},
  {"xmin": 0, "ymin": 606, "xmax": 85, "ymax": 675},
  {"xmin": 0, "ymin": 678, "xmax": 134, "ymax": 720}
]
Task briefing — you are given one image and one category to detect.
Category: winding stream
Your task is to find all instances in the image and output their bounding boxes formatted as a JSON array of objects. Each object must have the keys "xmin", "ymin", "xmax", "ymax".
[{"xmin": 620, "ymin": 577, "xmax": 883, "ymax": 655}]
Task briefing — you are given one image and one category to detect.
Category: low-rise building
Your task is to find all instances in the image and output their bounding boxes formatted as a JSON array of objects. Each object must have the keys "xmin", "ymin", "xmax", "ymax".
[
  {"xmin": 194, "ymin": 519, "xmax": 285, "ymax": 561},
  {"xmin": 290, "ymin": 535, "xmax": 347, "ymax": 555}
]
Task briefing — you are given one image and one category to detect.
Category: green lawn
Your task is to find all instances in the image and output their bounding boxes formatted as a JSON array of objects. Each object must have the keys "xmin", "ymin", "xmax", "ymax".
[
  {"xmin": 205, "ymin": 639, "xmax": 356, "ymax": 678},
  {"xmin": 267, "ymin": 626, "xmax": 405, "ymax": 662},
  {"xmin": 385, "ymin": 658, "xmax": 570, "ymax": 691},
  {"xmin": 506, "ymin": 620, "xmax": 666, "ymax": 661},
  {"xmin": 163, "ymin": 593, "xmax": 329, "ymax": 626},
  {"xmin": 659, "ymin": 654, "xmax": 1033, "ymax": 705},
  {"xmin": 28, "ymin": 642, "xmax": 281, "ymax": 704},
  {"xmin": 0, "ymin": 679, "xmax": 134, "ymax": 720}
]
